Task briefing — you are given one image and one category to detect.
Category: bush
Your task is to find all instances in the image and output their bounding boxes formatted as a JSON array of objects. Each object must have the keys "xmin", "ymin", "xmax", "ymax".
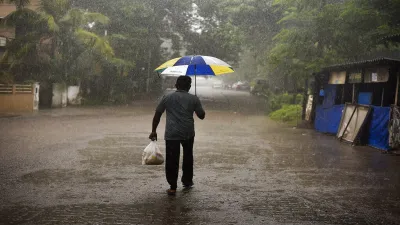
[
  {"xmin": 268, "ymin": 93, "xmax": 303, "ymax": 112},
  {"xmin": 269, "ymin": 104, "xmax": 302, "ymax": 125}
]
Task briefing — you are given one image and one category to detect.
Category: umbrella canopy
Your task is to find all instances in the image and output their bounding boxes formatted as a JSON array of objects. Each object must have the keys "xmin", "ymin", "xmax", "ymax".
[{"xmin": 155, "ymin": 55, "xmax": 234, "ymax": 76}]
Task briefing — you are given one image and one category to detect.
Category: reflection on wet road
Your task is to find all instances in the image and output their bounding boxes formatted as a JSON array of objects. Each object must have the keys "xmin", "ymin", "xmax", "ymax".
[{"xmin": 0, "ymin": 87, "xmax": 399, "ymax": 224}]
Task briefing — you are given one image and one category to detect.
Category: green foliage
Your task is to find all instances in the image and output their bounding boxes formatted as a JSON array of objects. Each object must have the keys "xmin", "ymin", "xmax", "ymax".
[
  {"xmin": 268, "ymin": 93, "xmax": 302, "ymax": 112},
  {"xmin": 2, "ymin": 8, "xmax": 38, "ymax": 27},
  {"xmin": 199, "ymin": 0, "xmax": 400, "ymax": 93},
  {"xmin": 185, "ymin": 22, "xmax": 242, "ymax": 63},
  {"xmin": 75, "ymin": 29, "xmax": 114, "ymax": 57},
  {"xmin": 74, "ymin": 0, "xmax": 196, "ymax": 101},
  {"xmin": 269, "ymin": 0, "xmax": 400, "ymax": 85},
  {"xmin": 195, "ymin": 0, "xmax": 279, "ymax": 81},
  {"xmin": 2, "ymin": 0, "xmax": 399, "ymax": 106},
  {"xmin": 269, "ymin": 104, "xmax": 302, "ymax": 125},
  {"xmin": 0, "ymin": 0, "xmax": 30, "ymax": 9},
  {"xmin": 251, "ymin": 81, "xmax": 270, "ymax": 97},
  {"xmin": 1, "ymin": 0, "xmax": 126, "ymax": 87},
  {"xmin": 0, "ymin": 70, "xmax": 13, "ymax": 84}
]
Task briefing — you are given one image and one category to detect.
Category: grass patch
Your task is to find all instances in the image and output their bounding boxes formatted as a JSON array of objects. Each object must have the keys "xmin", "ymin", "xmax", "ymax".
[{"xmin": 269, "ymin": 104, "xmax": 302, "ymax": 125}]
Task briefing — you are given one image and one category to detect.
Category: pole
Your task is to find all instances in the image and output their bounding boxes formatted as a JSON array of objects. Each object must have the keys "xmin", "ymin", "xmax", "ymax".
[
  {"xmin": 301, "ymin": 78, "xmax": 308, "ymax": 120},
  {"xmin": 395, "ymin": 72, "xmax": 399, "ymax": 105},
  {"xmin": 352, "ymin": 83, "xmax": 355, "ymax": 103},
  {"xmin": 146, "ymin": 49, "xmax": 151, "ymax": 93},
  {"xmin": 342, "ymin": 85, "xmax": 345, "ymax": 104},
  {"xmin": 381, "ymin": 88, "xmax": 385, "ymax": 107},
  {"xmin": 195, "ymin": 64, "xmax": 197, "ymax": 96},
  {"xmin": 146, "ymin": 12, "xmax": 154, "ymax": 93}
]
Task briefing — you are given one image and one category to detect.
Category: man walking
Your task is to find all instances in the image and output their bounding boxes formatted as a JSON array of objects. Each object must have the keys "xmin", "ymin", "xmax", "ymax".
[{"xmin": 149, "ymin": 76, "xmax": 205, "ymax": 195}]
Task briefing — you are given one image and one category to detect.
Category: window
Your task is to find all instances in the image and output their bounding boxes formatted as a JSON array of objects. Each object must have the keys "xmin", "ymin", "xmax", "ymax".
[
  {"xmin": 348, "ymin": 72, "xmax": 362, "ymax": 83},
  {"xmin": 329, "ymin": 71, "xmax": 346, "ymax": 84},
  {"xmin": 364, "ymin": 67, "xmax": 389, "ymax": 83}
]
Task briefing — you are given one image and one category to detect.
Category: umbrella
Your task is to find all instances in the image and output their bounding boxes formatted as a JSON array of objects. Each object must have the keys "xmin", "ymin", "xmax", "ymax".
[{"xmin": 155, "ymin": 55, "xmax": 234, "ymax": 95}]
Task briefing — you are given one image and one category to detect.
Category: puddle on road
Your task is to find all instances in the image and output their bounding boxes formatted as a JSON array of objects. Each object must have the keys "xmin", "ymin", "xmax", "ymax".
[
  {"xmin": 19, "ymin": 135, "xmax": 163, "ymax": 187},
  {"xmin": 21, "ymin": 169, "xmax": 99, "ymax": 185},
  {"xmin": 79, "ymin": 136, "xmax": 147, "ymax": 167},
  {"xmin": 0, "ymin": 187, "xmax": 228, "ymax": 225}
]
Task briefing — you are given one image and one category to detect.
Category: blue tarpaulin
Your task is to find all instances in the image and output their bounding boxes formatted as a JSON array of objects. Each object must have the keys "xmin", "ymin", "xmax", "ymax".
[
  {"xmin": 368, "ymin": 106, "xmax": 390, "ymax": 150},
  {"xmin": 315, "ymin": 104, "xmax": 390, "ymax": 150},
  {"xmin": 315, "ymin": 105, "xmax": 345, "ymax": 134},
  {"xmin": 322, "ymin": 85, "xmax": 337, "ymax": 109},
  {"xmin": 358, "ymin": 92, "xmax": 373, "ymax": 105}
]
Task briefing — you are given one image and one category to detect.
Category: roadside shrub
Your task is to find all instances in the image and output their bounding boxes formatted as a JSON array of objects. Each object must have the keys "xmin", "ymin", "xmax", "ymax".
[
  {"xmin": 81, "ymin": 98, "xmax": 104, "ymax": 106},
  {"xmin": 268, "ymin": 93, "xmax": 302, "ymax": 112},
  {"xmin": 269, "ymin": 104, "xmax": 302, "ymax": 125}
]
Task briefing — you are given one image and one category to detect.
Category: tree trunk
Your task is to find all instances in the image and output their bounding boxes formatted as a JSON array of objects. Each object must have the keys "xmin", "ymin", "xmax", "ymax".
[
  {"xmin": 291, "ymin": 77, "xmax": 297, "ymax": 104},
  {"xmin": 283, "ymin": 74, "xmax": 288, "ymax": 93},
  {"xmin": 301, "ymin": 78, "xmax": 309, "ymax": 120}
]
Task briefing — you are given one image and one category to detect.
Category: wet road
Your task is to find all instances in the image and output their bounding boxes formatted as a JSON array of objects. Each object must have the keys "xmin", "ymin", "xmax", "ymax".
[{"xmin": 1, "ymin": 87, "xmax": 400, "ymax": 225}]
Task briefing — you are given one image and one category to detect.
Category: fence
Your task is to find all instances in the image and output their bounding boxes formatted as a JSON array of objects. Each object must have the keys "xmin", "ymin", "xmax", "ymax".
[{"xmin": 0, "ymin": 83, "xmax": 39, "ymax": 113}]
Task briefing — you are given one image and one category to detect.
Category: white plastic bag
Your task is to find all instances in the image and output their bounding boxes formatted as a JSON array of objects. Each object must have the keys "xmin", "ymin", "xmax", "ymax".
[{"xmin": 142, "ymin": 141, "xmax": 164, "ymax": 165}]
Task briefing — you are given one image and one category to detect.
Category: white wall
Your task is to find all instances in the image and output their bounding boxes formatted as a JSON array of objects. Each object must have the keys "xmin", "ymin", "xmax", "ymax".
[
  {"xmin": 52, "ymin": 83, "xmax": 67, "ymax": 108},
  {"xmin": 33, "ymin": 83, "xmax": 39, "ymax": 111},
  {"xmin": 67, "ymin": 86, "xmax": 81, "ymax": 105}
]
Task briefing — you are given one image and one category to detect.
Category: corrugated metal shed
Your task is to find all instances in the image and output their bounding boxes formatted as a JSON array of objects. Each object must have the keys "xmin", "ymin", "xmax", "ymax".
[{"xmin": 322, "ymin": 58, "xmax": 400, "ymax": 72}]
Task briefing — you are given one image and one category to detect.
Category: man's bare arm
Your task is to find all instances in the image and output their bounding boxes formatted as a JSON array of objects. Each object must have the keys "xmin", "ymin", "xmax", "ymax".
[
  {"xmin": 195, "ymin": 98, "xmax": 205, "ymax": 120},
  {"xmin": 152, "ymin": 111, "xmax": 162, "ymax": 132},
  {"xmin": 149, "ymin": 111, "xmax": 163, "ymax": 140}
]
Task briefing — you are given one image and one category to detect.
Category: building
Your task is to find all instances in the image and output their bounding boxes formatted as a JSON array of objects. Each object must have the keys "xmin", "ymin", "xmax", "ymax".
[
  {"xmin": 310, "ymin": 58, "xmax": 400, "ymax": 151},
  {"xmin": 0, "ymin": 0, "xmax": 44, "ymax": 113},
  {"xmin": 0, "ymin": 0, "xmax": 40, "ymax": 56}
]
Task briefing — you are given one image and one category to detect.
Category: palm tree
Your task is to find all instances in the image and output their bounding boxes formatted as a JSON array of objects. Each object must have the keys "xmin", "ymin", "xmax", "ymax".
[
  {"xmin": 0, "ymin": 0, "xmax": 41, "ymax": 82},
  {"xmin": 2, "ymin": 0, "xmax": 117, "ymax": 83},
  {"xmin": 1, "ymin": 0, "xmax": 135, "ymax": 105},
  {"xmin": 0, "ymin": 0, "xmax": 30, "ymax": 9},
  {"xmin": 0, "ymin": 0, "xmax": 35, "ymax": 38},
  {"xmin": 35, "ymin": 0, "xmax": 114, "ymax": 83}
]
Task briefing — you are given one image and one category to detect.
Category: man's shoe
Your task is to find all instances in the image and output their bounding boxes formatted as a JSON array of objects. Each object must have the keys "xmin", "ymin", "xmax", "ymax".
[
  {"xmin": 183, "ymin": 182, "xmax": 194, "ymax": 188},
  {"xmin": 167, "ymin": 189, "xmax": 176, "ymax": 196}
]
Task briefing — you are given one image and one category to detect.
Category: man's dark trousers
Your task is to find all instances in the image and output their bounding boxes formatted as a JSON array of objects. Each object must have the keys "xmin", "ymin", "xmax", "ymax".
[{"xmin": 165, "ymin": 137, "xmax": 194, "ymax": 190}]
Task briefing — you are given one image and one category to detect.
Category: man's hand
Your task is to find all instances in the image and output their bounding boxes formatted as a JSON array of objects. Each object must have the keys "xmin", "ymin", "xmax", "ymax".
[
  {"xmin": 150, "ymin": 111, "xmax": 162, "ymax": 141},
  {"xmin": 149, "ymin": 132, "xmax": 157, "ymax": 141}
]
